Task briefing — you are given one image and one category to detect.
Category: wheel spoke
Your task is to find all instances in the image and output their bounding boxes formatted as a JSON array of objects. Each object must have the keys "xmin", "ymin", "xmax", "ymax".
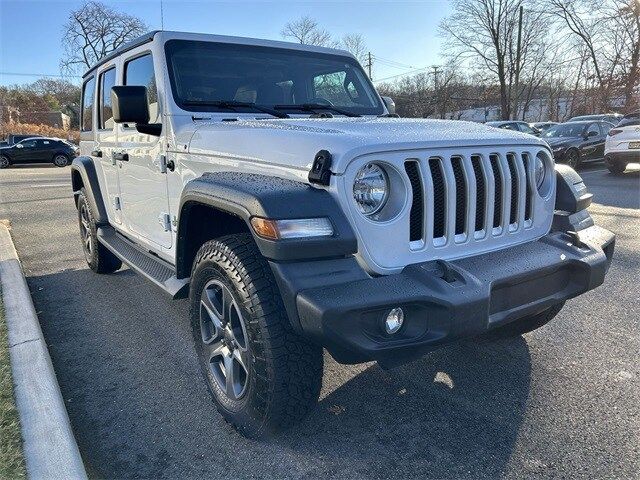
[
  {"xmin": 233, "ymin": 348, "xmax": 249, "ymax": 374},
  {"xmin": 223, "ymin": 353, "xmax": 236, "ymax": 399}
]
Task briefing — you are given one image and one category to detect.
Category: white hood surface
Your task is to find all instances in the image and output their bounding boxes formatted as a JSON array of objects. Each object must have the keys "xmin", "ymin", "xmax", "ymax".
[{"xmin": 187, "ymin": 117, "xmax": 547, "ymax": 174}]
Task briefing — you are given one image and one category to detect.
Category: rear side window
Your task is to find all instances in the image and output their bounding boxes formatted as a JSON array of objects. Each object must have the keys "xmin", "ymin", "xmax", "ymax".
[
  {"xmin": 81, "ymin": 77, "xmax": 95, "ymax": 131},
  {"xmin": 99, "ymin": 67, "xmax": 117, "ymax": 129},
  {"xmin": 124, "ymin": 54, "xmax": 159, "ymax": 122}
]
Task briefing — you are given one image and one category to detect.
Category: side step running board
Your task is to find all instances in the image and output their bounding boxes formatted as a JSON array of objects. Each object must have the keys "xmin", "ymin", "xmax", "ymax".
[{"xmin": 97, "ymin": 226, "xmax": 188, "ymax": 299}]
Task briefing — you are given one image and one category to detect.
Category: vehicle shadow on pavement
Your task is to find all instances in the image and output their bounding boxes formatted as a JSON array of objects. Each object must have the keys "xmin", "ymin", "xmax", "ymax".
[
  {"xmin": 581, "ymin": 165, "xmax": 640, "ymax": 210},
  {"xmin": 27, "ymin": 266, "xmax": 532, "ymax": 479},
  {"xmin": 275, "ymin": 337, "xmax": 532, "ymax": 478}
]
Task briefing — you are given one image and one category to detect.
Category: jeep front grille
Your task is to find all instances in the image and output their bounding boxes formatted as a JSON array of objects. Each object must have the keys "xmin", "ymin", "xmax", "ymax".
[{"xmin": 406, "ymin": 151, "xmax": 535, "ymax": 247}]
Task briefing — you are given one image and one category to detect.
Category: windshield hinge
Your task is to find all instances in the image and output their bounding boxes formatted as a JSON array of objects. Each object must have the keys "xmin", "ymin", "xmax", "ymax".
[{"xmin": 308, "ymin": 150, "xmax": 333, "ymax": 186}]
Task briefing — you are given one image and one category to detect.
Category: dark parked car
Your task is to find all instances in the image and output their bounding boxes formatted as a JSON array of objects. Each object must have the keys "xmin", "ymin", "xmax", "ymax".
[
  {"xmin": 567, "ymin": 113, "xmax": 623, "ymax": 125},
  {"xmin": 542, "ymin": 121, "xmax": 614, "ymax": 168},
  {"xmin": 0, "ymin": 137, "xmax": 78, "ymax": 168},
  {"xmin": 486, "ymin": 120, "xmax": 540, "ymax": 136}
]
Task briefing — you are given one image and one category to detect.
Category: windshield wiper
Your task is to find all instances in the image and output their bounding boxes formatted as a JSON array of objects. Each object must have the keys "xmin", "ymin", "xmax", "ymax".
[
  {"xmin": 182, "ymin": 100, "xmax": 290, "ymax": 119},
  {"xmin": 273, "ymin": 103, "xmax": 361, "ymax": 118}
]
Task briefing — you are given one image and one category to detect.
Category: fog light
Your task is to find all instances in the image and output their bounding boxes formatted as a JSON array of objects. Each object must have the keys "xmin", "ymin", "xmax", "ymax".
[{"xmin": 385, "ymin": 307, "xmax": 404, "ymax": 334}]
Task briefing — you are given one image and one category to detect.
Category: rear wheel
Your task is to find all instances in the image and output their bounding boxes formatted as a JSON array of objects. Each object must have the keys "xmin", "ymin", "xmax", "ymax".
[
  {"xmin": 53, "ymin": 154, "xmax": 69, "ymax": 167},
  {"xmin": 484, "ymin": 302, "xmax": 565, "ymax": 339},
  {"xmin": 0, "ymin": 155, "xmax": 10, "ymax": 169},
  {"xmin": 606, "ymin": 161, "xmax": 627, "ymax": 175},
  {"xmin": 77, "ymin": 188, "xmax": 122, "ymax": 274},
  {"xmin": 189, "ymin": 233, "xmax": 323, "ymax": 438}
]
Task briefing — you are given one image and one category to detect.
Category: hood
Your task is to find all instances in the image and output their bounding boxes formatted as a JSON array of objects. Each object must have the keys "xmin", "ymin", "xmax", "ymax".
[{"xmin": 186, "ymin": 117, "xmax": 548, "ymax": 174}]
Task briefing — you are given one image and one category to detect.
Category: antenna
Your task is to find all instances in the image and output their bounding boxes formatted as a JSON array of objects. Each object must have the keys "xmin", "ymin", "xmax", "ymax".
[{"xmin": 160, "ymin": 0, "xmax": 164, "ymax": 30}]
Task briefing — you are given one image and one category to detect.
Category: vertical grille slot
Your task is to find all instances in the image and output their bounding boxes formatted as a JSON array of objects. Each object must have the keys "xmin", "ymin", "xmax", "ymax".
[
  {"xmin": 428, "ymin": 157, "xmax": 446, "ymax": 239},
  {"xmin": 471, "ymin": 155, "xmax": 485, "ymax": 231},
  {"xmin": 405, "ymin": 161, "xmax": 423, "ymax": 242},
  {"xmin": 506, "ymin": 153, "xmax": 519, "ymax": 224},
  {"xmin": 451, "ymin": 156, "xmax": 467, "ymax": 235},
  {"xmin": 489, "ymin": 154, "xmax": 503, "ymax": 228},
  {"xmin": 523, "ymin": 153, "xmax": 533, "ymax": 220}
]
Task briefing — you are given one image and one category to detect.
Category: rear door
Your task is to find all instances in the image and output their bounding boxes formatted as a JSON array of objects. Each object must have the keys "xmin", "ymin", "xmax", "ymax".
[
  {"xmin": 35, "ymin": 139, "xmax": 55, "ymax": 162},
  {"xmin": 117, "ymin": 50, "xmax": 171, "ymax": 249},
  {"xmin": 96, "ymin": 64, "xmax": 123, "ymax": 225}
]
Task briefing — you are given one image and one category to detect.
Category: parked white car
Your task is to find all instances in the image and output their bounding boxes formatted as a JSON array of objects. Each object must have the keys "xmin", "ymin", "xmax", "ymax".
[
  {"xmin": 604, "ymin": 112, "xmax": 640, "ymax": 174},
  {"xmin": 71, "ymin": 30, "xmax": 615, "ymax": 438}
]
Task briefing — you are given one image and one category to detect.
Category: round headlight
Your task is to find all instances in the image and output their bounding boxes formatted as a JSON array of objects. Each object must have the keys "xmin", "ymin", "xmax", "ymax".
[
  {"xmin": 535, "ymin": 154, "xmax": 546, "ymax": 190},
  {"xmin": 353, "ymin": 163, "xmax": 389, "ymax": 216}
]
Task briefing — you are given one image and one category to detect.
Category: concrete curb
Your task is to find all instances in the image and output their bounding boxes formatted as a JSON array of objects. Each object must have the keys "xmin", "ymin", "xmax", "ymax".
[{"xmin": 0, "ymin": 222, "xmax": 87, "ymax": 480}]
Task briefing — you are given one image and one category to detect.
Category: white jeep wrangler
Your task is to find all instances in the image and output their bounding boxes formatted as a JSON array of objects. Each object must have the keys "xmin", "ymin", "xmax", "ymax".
[{"xmin": 72, "ymin": 31, "xmax": 615, "ymax": 437}]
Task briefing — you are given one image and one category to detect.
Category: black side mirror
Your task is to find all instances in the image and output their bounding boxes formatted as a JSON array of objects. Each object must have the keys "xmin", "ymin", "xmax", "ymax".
[{"xmin": 111, "ymin": 86, "xmax": 149, "ymax": 124}]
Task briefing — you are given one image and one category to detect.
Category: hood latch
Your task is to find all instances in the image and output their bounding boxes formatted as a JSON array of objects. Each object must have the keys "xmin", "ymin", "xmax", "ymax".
[{"xmin": 308, "ymin": 150, "xmax": 333, "ymax": 186}]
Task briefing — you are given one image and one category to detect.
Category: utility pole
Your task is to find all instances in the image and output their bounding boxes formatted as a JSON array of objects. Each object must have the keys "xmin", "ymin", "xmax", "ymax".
[
  {"xmin": 513, "ymin": 5, "xmax": 524, "ymax": 120},
  {"xmin": 366, "ymin": 52, "xmax": 373, "ymax": 80},
  {"xmin": 432, "ymin": 65, "xmax": 440, "ymax": 118}
]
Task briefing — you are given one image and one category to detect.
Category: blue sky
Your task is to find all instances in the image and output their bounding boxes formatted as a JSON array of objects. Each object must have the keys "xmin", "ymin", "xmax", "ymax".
[{"xmin": 0, "ymin": 0, "xmax": 450, "ymax": 86}]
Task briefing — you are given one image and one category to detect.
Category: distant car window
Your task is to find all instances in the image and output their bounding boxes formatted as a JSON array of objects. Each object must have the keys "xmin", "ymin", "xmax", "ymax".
[
  {"xmin": 542, "ymin": 123, "xmax": 585, "ymax": 138},
  {"xmin": 599, "ymin": 122, "xmax": 613, "ymax": 135},
  {"xmin": 99, "ymin": 67, "xmax": 117, "ymax": 129},
  {"xmin": 19, "ymin": 140, "xmax": 37, "ymax": 148},
  {"xmin": 500, "ymin": 123, "xmax": 518, "ymax": 131},
  {"xmin": 81, "ymin": 77, "xmax": 95, "ymax": 132},
  {"xmin": 124, "ymin": 53, "xmax": 159, "ymax": 122},
  {"xmin": 36, "ymin": 140, "xmax": 51, "ymax": 147},
  {"xmin": 518, "ymin": 123, "xmax": 536, "ymax": 134},
  {"xmin": 586, "ymin": 123, "xmax": 600, "ymax": 136}
]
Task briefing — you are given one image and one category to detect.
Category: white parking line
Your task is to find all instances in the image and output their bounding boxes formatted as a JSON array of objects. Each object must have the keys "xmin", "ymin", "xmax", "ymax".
[{"xmin": 27, "ymin": 183, "xmax": 69, "ymax": 188}]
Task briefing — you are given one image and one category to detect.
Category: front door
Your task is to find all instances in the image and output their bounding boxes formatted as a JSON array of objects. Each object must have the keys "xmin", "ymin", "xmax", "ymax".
[
  {"xmin": 582, "ymin": 122, "xmax": 604, "ymax": 161},
  {"xmin": 117, "ymin": 52, "xmax": 172, "ymax": 249},
  {"xmin": 12, "ymin": 139, "xmax": 38, "ymax": 163}
]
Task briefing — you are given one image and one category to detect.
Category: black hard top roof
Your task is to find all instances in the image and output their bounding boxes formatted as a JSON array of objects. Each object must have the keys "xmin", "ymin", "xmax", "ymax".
[{"xmin": 82, "ymin": 30, "xmax": 160, "ymax": 79}]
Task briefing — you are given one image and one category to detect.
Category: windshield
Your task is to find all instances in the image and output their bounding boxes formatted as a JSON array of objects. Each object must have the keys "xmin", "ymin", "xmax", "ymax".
[
  {"xmin": 543, "ymin": 123, "xmax": 585, "ymax": 138},
  {"xmin": 165, "ymin": 40, "xmax": 383, "ymax": 116}
]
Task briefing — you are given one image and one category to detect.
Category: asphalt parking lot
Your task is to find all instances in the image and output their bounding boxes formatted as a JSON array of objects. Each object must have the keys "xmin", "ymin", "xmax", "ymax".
[{"xmin": 1, "ymin": 163, "xmax": 639, "ymax": 479}]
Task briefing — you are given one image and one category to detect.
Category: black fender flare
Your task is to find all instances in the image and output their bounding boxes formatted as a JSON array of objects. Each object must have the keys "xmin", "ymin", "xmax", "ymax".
[
  {"xmin": 70, "ymin": 156, "xmax": 108, "ymax": 224},
  {"xmin": 176, "ymin": 172, "xmax": 357, "ymax": 277}
]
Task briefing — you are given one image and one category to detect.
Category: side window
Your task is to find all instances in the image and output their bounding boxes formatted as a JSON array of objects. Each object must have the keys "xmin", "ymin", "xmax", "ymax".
[
  {"xmin": 586, "ymin": 123, "xmax": 600, "ymax": 137},
  {"xmin": 599, "ymin": 122, "xmax": 612, "ymax": 135},
  {"xmin": 36, "ymin": 140, "xmax": 51, "ymax": 148},
  {"xmin": 20, "ymin": 140, "xmax": 37, "ymax": 148},
  {"xmin": 124, "ymin": 54, "xmax": 159, "ymax": 122},
  {"xmin": 519, "ymin": 123, "xmax": 536, "ymax": 134},
  {"xmin": 501, "ymin": 123, "xmax": 518, "ymax": 131},
  {"xmin": 99, "ymin": 67, "xmax": 117, "ymax": 130},
  {"xmin": 81, "ymin": 77, "xmax": 95, "ymax": 132}
]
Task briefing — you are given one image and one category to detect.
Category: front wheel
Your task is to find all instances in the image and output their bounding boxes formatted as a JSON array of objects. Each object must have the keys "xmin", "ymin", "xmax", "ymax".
[
  {"xmin": 0, "ymin": 155, "xmax": 10, "ymax": 169},
  {"xmin": 564, "ymin": 149, "xmax": 581, "ymax": 169},
  {"xmin": 53, "ymin": 154, "xmax": 69, "ymax": 167},
  {"xmin": 189, "ymin": 234, "xmax": 323, "ymax": 438}
]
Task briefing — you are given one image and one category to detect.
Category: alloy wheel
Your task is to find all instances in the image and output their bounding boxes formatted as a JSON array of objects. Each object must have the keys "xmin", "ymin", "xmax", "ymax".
[
  {"xmin": 0, "ymin": 156, "xmax": 9, "ymax": 168},
  {"xmin": 200, "ymin": 279, "xmax": 250, "ymax": 400},
  {"xmin": 54, "ymin": 155, "xmax": 68, "ymax": 167}
]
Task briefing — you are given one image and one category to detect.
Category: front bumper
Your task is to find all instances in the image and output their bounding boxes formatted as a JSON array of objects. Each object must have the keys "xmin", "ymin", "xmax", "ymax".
[{"xmin": 271, "ymin": 224, "xmax": 614, "ymax": 367}]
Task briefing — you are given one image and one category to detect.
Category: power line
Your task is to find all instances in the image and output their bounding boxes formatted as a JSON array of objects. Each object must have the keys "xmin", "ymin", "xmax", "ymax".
[{"xmin": 0, "ymin": 71, "xmax": 81, "ymax": 79}]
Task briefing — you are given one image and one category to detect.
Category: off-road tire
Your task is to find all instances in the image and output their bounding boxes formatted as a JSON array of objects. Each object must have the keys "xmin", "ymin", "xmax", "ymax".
[
  {"xmin": 484, "ymin": 302, "xmax": 565, "ymax": 339},
  {"xmin": 0, "ymin": 155, "xmax": 10, "ymax": 169},
  {"xmin": 606, "ymin": 162, "xmax": 627, "ymax": 175},
  {"xmin": 77, "ymin": 188, "xmax": 122, "ymax": 274},
  {"xmin": 189, "ymin": 233, "xmax": 323, "ymax": 438}
]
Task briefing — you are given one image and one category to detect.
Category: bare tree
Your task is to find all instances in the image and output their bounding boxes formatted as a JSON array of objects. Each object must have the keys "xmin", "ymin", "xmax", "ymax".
[
  {"xmin": 60, "ymin": 1, "xmax": 147, "ymax": 74},
  {"xmin": 439, "ymin": 0, "xmax": 552, "ymax": 120},
  {"xmin": 281, "ymin": 16, "xmax": 333, "ymax": 46},
  {"xmin": 340, "ymin": 33, "xmax": 367, "ymax": 63}
]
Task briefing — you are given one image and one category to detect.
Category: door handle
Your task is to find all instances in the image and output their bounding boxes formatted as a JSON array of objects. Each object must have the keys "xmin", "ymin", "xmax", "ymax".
[
  {"xmin": 91, "ymin": 149, "xmax": 102, "ymax": 158},
  {"xmin": 113, "ymin": 152, "xmax": 129, "ymax": 162}
]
